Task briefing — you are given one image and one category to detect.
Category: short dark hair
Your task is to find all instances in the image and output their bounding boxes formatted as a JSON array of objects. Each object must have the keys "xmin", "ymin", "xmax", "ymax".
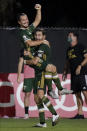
[
  {"xmin": 68, "ymin": 31, "xmax": 79, "ymax": 40},
  {"xmin": 34, "ymin": 28, "xmax": 46, "ymax": 36},
  {"xmin": 17, "ymin": 13, "xmax": 27, "ymax": 21}
]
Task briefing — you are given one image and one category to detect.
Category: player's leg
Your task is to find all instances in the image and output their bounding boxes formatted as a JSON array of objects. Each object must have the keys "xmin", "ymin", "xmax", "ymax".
[
  {"xmin": 45, "ymin": 72, "xmax": 58, "ymax": 99},
  {"xmin": 38, "ymin": 91, "xmax": 60, "ymax": 126},
  {"xmin": 45, "ymin": 72, "xmax": 53, "ymax": 92},
  {"xmin": 33, "ymin": 74, "xmax": 46, "ymax": 127},
  {"xmin": 46, "ymin": 64, "xmax": 73, "ymax": 95},
  {"xmin": 71, "ymin": 92, "xmax": 84, "ymax": 119},
  {"xmin": 75, "ymin": 92, "xmax": 84, "ymax": 116},
  {"xmin": 81, "ymin": 75, "xmax": 87, "ymax": 105},
  {"xmin": 24, "ymin": 92, "xmax": 31, "ymax": 119},
  {"xmin": 37, "ymin": 72, "xmax": 59, "ymax": 126},
  {"xmin": 23, "ymin": 78, "xmax": 34, "ymax": 119},
  {"xmin": 82, "ymin": 91, "xmax": 87, "ymax": 105},
  {"xmin": 34, "ymin": 94, "xmax": 46, "ymax": 127},
  {"xmin": 71, "ymin": 76, "xmax": 84, "ymax": 119},
  {"xmin": 37, "ymin": 89, "xmax": 59, "ymax": 126}
]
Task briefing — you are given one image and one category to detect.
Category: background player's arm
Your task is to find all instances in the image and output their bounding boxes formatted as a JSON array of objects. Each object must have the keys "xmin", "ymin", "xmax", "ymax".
[
  {"xmin": 17, "ymin": 57, "xmax": 24, "ymax": 83},
  {"xmin": 80, "ymin": 53, "xmax": 87, "ymax": 67},
  {"xmin": 76, "ymin": 53, "xmax": 87, "ymax": 75},
  {"xmin": 62, "ymin": 60, "xmax": 70, "ymax": 81},
  {"xmin": 33, "ymin": 4, "xmax": 41, "ymax": 27}
]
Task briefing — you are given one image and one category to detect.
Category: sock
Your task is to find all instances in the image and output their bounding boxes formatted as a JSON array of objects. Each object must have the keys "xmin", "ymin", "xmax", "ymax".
[
  {"xmin": 52, "ymin": 72, "xmax": 63, "ymax": 90},
  {"xmin": 25, "ymin": 106, "xmax": 29, "ymax": 114},
  {"xmin": 42, "ymin": 96, "xmax": 57, "ymax": 115},
  {"xmin": 45, "ymin": 72, "xmax": 52, "ymax": 92},
  {"xmin": 37, "ymin": 102, "xmax": 45, "ymax": 124}
]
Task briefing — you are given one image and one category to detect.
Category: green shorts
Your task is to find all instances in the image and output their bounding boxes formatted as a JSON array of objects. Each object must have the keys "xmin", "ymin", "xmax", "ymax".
[
  {"xmin": 23, "ymin": 78, "xmax": 35, "ymax": 92},
  {"xmin": 33, "ymin": 72, "xmax": 46, "ymax": 94}
]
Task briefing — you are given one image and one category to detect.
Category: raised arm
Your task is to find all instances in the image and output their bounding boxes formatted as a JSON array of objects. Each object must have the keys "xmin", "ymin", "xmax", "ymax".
[{"xmin": 33, "ymin": 4, "xmax": 41, "ymax": 27}]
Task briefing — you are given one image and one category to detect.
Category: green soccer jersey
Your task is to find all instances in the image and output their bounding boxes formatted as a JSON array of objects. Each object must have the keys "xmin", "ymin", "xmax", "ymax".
[
  {"xmin": 34, "ymin": 43, "xmax": 52, "ymax": 74},
  {"xmin": 19, "ymin": 24, "xmax": 35, "ymax": 48},
  {"xmin": 19, "ymin": 23, "xmax": 36, "ymax": 59},
  {"xmin": 38, "ymin": 43, "xmax": 51, "ymax": 64}
]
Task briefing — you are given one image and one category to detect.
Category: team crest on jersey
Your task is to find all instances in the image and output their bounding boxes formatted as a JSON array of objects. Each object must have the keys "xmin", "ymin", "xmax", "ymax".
[
  {"xmin": 23, "ymin": 35, "xmax": 29, "ymax": 41},
  {"xmin": 28, "ymin": 32, "xmax": 32, "ymax": 35},
  {"xmin": 23, "ymin": 85, "xmax": 27, "ymax": 90}
]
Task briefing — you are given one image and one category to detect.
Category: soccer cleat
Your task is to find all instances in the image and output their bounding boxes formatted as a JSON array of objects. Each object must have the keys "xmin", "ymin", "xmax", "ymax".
[
  {"xmin": 70, "ymin": 114, "xmax": 84, "ymax": 119},
  {"xmin": 35, "ymin": 123, "xmax": 47, "ymax": 128},
  {"xmin": 48, "ymin": 90, "xmax": 59, "ymax": 99},
  {"xmin": 60, "ymin": 88, "xmax": 73, "ymax": 95},
  {"xmin": 52, "ymin": 114, "xmax": 59, "ymax": 126},
  {"xmin": 24, "ymin": 114, "xmax": 29, "ymax": 119}
]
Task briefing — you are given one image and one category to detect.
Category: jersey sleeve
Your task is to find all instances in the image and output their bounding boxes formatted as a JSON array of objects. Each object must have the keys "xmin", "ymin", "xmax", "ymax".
[
  {"xmin": 37, "ymin": 49, "xmax": 44, "ymax": 58},
  {"xmin": 29, "ymin": 23, "xmax": 36, "ymax": 32},
  {"xmin": 22, "ymin": 33, "xmax": 31, "ymax": 43},
  {"xmin": 20, "ymin": 23, "xmax": 35, "ymax": 43}
]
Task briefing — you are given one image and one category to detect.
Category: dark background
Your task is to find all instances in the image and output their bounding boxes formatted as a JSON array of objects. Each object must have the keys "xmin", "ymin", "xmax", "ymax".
[{"xmin": 0, "ymin": 0, "xmax": 87, "ymax": 27}]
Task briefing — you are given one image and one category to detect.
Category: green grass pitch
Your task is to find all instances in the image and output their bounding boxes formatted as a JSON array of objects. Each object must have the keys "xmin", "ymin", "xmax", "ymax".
[{"xmin": 0, "ymin": 118, "xmax": 87, "ymax": 131}]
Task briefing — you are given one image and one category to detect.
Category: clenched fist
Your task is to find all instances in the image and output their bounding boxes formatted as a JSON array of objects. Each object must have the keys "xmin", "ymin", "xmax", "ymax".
[{"xmin": 35, "ymin": 4, "xmax": 41, "ymax": 10}]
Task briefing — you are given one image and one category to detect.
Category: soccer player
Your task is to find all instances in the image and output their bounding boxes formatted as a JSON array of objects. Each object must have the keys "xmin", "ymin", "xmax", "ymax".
[
  {"xmin": 24, "ymin": 28, "xmax": 60, "ymax": 127},
  {"xmin": 17, "ymin": 4, "xmax": 44, "ymax": 119},
  {"xmin": 62, "ymin": 31, "xmax": 87, "ymax": 119},
  {"xmin": 17, "ymin": 53, "xmax": 35, "ymax": 119}
]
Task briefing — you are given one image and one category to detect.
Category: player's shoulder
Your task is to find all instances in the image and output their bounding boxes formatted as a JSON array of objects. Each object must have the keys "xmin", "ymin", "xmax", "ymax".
[
  {"xmin": 19, "ymin": 28, "xmax": 26, "ymax": 35},
  {"xmin": 77, "ymin": 43, "xmax": 86, "ymax": 49},
  {"xmin": 29, "ymin": 23, "xmax": 36, "ymax": 31}
]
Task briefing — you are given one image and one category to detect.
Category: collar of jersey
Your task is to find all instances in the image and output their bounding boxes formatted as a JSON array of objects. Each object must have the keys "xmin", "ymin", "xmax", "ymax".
[{"xmin": 20, "ymin": 27, "xmax": 29, "ymax": 30}]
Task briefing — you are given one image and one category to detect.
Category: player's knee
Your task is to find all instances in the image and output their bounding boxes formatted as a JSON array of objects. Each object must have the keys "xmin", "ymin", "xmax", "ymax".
[
  {"xmin": 34, "ymin": 95, "xmax": 39, "ymax": 104},
  {"xmin": 38, "ymin": 94, "xmax": 44, "ymax": 99},
  {"xmin": 82, "ymin": 91, "xmax": 87, "ymax": 104},
  {"xmin": 52, "ymin": 65, "xmax": 57, "ymax": 73},
  {"xmin": 25, "ymin": 92, "xmax": 31, "ymax": 98},
  {"xmin": 45, "ymin": 64, "xmax": 52, "ymax": 72},
  {"xmin": 37, "ymin": 90, "xmax": 44, "ymax": 99}
]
